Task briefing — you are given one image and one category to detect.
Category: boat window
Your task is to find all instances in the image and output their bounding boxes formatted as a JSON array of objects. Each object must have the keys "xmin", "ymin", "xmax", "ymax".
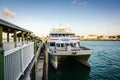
[
  {"xmin": 68, "ymin": 34, "xmax": 70, "ymax": 37},
  {"xmin": 50, "ymin": 34, "xmax": 53, "ymax": 37},
  {"xmin": 70, "ymin": 43, "xmax": 74, "ymax": 47},
  {"xmin": 62, "ymin": 34, "xmax": 64, "ymax": 37},
  {"xmin": 76, "ymin": 43, "xmax": 79, "ymax": 47},
  {"xmin": 50, "ymin": 42, "xmax": 55, "ymax": 46},
  {"xmin": 61, "ymin": 43, "xmax": 64, "ymax": 47},
  {"xmin": 59, "ymin": 34, "xmax": 62, "ymax": 37},
  {"xmin": 63, "ymin": 34, "xmax": 65, "ymax": 37},
  {"xmin": 56, "ymin": 43, "xmax": 60, "ymax": 47},
  {"xmin": 65, "ymin": 43, "xmax": 70, "ymax": 46},
  {"xmin": 74, "ymin": 43, "xmax": 76, "ymax": 47},
  {"xmin": 51, "ymin": 34, "xmax": 56, "ymax": 37},
  {"xmin": 70, "ymin": 34, "xmax": 75, "ymax": 37},
  {"xmin": 57, "ymin": 34, "xmax": 59, "ymax": 37},
  {"xmin": 66, "ymin": 34, "xmax": 69, "ymax": 37},
  {"xmin": 54, "ymin": 34, "xmax": 57, "ymax": 37}
]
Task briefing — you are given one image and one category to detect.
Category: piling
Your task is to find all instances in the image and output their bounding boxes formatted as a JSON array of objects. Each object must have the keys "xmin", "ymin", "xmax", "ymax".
[{"xmin": 43, "ymin": 43, "xmax": 48, "ymax": 80}]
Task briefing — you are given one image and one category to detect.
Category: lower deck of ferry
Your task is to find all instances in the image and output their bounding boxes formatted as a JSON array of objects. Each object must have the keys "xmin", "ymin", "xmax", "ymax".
[{"xmin": 49, "ymin": 53, "xmax": 91, "ymax": 69}]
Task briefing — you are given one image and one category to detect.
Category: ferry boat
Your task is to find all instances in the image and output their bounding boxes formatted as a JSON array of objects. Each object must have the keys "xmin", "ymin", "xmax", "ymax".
[{"xmin": 47, "ymin": 28, "xmax": 92, "ymax": 69}]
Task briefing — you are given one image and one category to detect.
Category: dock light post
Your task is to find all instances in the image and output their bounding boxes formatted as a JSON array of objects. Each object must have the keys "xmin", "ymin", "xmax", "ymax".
[
  {"xmin": 26, "ymin": 32, "xmax": 29, "ymax": 43},
  {"xmin": 14, "ymin": 30, "xmax": 17, "ymax": 48},
  {"xmin": 7, "ymin": 29, "xmax": 10, "ymax": 42},
  {"xmin": 21, "ymin": 31, "xmax": 24, "ymax": 45}
]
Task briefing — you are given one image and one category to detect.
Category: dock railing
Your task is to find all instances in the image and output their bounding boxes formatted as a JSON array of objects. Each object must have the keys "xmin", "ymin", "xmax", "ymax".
[
  {"xmin": 4, "ymin": 42, "xmax": 34, "ymax": 80},
  {"xmin": 3, "ymin": 41, "xmax": 32, "ymax": 51},
  {"xmin": 36, "ymin": 42, "xmax": 43, "ymax": 59}
]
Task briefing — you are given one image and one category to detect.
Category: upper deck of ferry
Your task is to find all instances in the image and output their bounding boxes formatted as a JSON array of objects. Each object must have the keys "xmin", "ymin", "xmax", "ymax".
[{"xmin": 49, "ymin": 28, "xmax": 75, "ymax": 37}]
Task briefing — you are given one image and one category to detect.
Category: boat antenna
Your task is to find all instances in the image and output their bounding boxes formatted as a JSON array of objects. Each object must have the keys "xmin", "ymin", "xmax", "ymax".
[
  {"xmin": 60, "ymin": 23, "xmax": 62, "ymax": 28},
  {"xmin": 107, "ymin": 25, "xmax": 110, "ymax": 37},
  {"xmin": 60, "ymin": 18, "xmax": 62, "ymax": 28}
]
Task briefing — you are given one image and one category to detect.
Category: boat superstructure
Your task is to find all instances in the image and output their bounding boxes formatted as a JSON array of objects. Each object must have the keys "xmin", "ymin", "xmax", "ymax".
[{"xmin": 47, "ymin": 28, "xmax": 92, "ymax": 69}]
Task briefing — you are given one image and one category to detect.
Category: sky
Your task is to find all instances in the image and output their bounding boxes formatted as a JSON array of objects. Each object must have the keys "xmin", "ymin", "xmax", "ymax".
[{"xmin": 0, "ymin": 0, "xmax": 120, "ymax": 36}]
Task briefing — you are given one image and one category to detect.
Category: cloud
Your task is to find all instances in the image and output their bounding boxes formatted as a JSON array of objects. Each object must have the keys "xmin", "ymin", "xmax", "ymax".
[
  {"xmin": 72, "ymin": 0, "xmax": 77, "ymax": 5},
  {"xmin": 112, "ymin": 21, "xmax": 120, "ymax": 27},
  {"xmin": 1, "ymin": 7, "xmax": 16, "ymax": 19},
  {"xmin": 79, "ymin": 1, "xmax": 88, "ymax": 7},
  {"xmin": 72, "ymin": 0, "xmax": 88, "ymax": 7}
]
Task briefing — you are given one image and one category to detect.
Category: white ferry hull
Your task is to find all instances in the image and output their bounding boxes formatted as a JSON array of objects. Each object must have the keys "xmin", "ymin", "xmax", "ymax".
[
  {"xmin": 47, "ymin": 28, "xmax": 92, "ymax": 69},
  {"xmin": 49, "ymin": 49, "xmax": 92, "ymax": 69},
  {"xmin": 49, "ymin": 54, "xmax": 58, "ymax": 69},
  {"xmin": 76, "ymin": 55, "xmax": 90, "ymax": 67}
]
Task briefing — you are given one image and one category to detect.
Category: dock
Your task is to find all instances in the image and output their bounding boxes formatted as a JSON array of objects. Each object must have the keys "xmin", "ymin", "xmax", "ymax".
[
  {"xmin": 0, "ymin": 19, "xmax": 48, "ymax": 80},
  {"xmin": 36, "ymin": 59, "xmax": 44, "ymax": 80}
]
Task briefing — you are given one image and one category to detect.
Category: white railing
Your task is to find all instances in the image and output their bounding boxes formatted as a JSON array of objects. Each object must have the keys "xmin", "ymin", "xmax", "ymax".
[
  {"xmin": 36, "ymin": 42, "xmax": 43, "ymax": 58},
  {"xmin": 3, "ymin": 42, "xmax": 16, "ymax": 51},
  {"xmin": 4, "ymin": 42, "xmax": 34, "ymax": 80},
  {"xmin": 3, "ymin": 41, "xmax": 32, "ymax": 51}
]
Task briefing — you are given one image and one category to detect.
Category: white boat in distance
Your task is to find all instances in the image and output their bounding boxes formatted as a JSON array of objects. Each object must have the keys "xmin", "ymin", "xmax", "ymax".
[{"xmin": 47, "ymin": 28, "xmax": 92, "ymax": 69}]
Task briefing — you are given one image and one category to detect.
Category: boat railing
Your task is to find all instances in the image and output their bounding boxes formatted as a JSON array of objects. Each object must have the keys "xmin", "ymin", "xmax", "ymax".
[
  {"xmin": 80, "ymin": 46, "xmax": 91, "ymax": 50},
  {"xmin": 49, "ymin": 46, "xmax": 91, "ymax": 54},
  {"xmin": 71, "ymin": 47, "xmax": 81, "ymax": 51},
  {"xmin": 4, "ymin": 42, "xmax": 34, "ymax": 80},
  {"xmin": 49, "ymin": 47, "xmax": 80, "ymax": 52}
]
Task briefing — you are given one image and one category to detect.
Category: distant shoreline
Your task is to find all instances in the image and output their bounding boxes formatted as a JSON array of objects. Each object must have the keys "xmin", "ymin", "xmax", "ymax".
[{"xmin": 80, "ymin": 40, "xmax": 120, "ymax": 41}]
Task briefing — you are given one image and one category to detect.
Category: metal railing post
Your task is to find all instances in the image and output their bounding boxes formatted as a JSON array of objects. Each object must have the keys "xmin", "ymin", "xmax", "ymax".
[
  {"xmin": 30, "ymin": 39, "xmax": 36, "ymax": 80},
  {"xmin": 21, "ymin": 47, "xmax": 24, "ymax": 72}
]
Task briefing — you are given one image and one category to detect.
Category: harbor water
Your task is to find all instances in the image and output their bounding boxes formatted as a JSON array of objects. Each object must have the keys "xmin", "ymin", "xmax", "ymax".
[{"xmin": 48, "ymin": 41, "xmax": 120, "ymax": 80}]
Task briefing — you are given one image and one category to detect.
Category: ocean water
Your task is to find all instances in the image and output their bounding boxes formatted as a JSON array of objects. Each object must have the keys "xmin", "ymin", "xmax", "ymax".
[{"xmin": 48, "ymin": 41, "xmax": 120, "ymax": 80}]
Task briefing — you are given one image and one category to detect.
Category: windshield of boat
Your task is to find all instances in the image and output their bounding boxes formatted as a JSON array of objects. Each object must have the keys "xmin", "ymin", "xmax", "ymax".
[
  {"xmin": 50, "ymin": 33, "xmax": 75, "ymax": 37},
  {"xmin": 56, "ymin": 43, "xmax": 79, "ymax": 48},
  {"xmin": 49, "ymin": 42, "xmax": 55, "ymax": 46}
]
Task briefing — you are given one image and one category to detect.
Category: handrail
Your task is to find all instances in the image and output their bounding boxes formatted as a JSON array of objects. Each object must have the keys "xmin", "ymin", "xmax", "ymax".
[
  {"xmin": 3, "ymin": 41, "xmax": 33, "ymax": 51},
  {"xmin": 4, "ymin": 42, "xmax": 34, "ymax": 80},
  {"xmin": 36, "ymin": 42, "xmax": 43, "ymax": 58}
]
